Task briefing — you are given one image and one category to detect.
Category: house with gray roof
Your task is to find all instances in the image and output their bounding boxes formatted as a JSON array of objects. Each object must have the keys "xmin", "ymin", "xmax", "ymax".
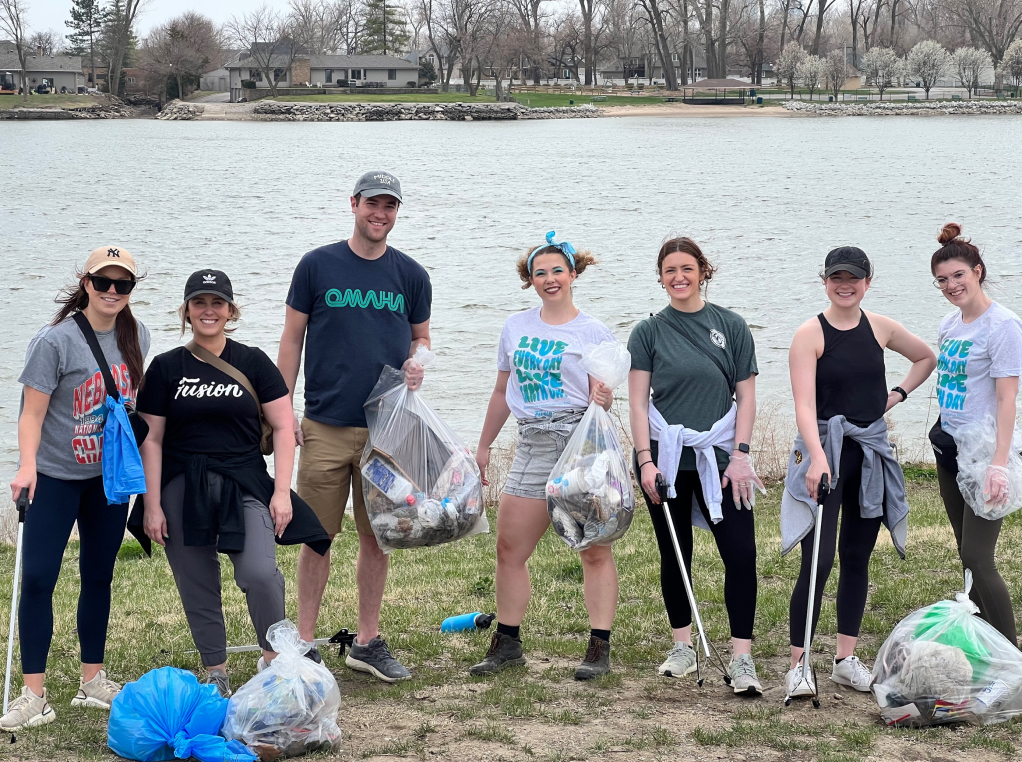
[{"xmin": 0, "ymin": 44, "xmax": 83, "ymax": 92}]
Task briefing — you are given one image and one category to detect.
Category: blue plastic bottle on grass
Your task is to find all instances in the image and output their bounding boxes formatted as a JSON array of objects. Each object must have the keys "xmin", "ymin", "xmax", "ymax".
[{"xmin": 441, "ymin": 612, "xmax": 496, "ymax": 632}]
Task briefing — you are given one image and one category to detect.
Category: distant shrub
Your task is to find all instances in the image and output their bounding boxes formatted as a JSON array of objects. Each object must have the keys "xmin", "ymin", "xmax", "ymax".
[
  {"xmin": 241, "ymin": 80, "xmax": 256, "ymax": 89},
  {"xmin": 336, "ymin": 79, "xmax": 349, "ymax": 87}
]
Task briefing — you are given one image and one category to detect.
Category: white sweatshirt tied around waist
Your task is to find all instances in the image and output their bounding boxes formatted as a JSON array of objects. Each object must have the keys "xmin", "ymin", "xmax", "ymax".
[{"xmin": 649, "ymin": 402, "xmax": 736, "ymax": 527}]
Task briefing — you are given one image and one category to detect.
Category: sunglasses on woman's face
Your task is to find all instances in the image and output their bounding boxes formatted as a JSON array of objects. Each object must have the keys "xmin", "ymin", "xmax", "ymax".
[{"xmin": 88, "ymin": 274, "xmax": 137, "ymax": 295}]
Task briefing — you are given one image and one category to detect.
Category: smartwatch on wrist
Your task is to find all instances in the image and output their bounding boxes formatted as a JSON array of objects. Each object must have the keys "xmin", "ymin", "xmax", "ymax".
[
  {"xmin": 891, "ymin": 386, "xmax": 908, "ymax": 402},
  {"xmin": 737, "ymin": 443, "xmax": 750, "ymax": 454}
]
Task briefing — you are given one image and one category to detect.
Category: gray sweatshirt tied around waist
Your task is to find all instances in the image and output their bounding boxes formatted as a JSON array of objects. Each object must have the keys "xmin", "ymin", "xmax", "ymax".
[{"xmin": 781, "ymin": 415, "xmax": 908, "ymax": 559}]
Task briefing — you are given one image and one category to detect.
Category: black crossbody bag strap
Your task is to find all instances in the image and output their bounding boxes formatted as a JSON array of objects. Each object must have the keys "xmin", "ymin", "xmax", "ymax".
[
  {"xmin": 72, "ymin": 311, "xmax": 120, "ymax": 402},
  {"xmin": 652, "ymin": 312, "xmax": 736, "ymax": 396}
]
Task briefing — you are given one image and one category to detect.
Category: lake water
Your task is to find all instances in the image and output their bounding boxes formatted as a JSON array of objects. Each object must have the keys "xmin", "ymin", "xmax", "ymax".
[{"xmin": 2, "ymin": 115, "xmax": 1021, "ymax": 481}]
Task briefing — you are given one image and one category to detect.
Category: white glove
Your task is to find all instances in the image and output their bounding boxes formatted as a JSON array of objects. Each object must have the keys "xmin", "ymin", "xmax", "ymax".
[
  {"xmin": 984, "ymin": 465, "xmax": 1010, "ymax": 508},
  {"xmin": 722, "ymin": 452, "xmax": 767, "ymax": 510}
]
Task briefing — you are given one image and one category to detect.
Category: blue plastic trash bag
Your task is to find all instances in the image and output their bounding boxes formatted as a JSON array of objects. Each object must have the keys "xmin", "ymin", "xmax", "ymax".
[
  {"xmin": 108, "ymin": 667, "xmax": 257, "ymax": 762},
  {"xmin": 102, "ymin": 394, "xmax": 146, "ymax": 504}
]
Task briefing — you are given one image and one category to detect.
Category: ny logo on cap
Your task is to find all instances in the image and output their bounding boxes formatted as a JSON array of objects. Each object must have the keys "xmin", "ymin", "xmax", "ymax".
[
  {"xmin": 203, "ymin": 273, "xmax": 217, "ymax": 284},
  {"xmin": 107, "ymin": 248, "xmax": 121, "ymax": 258}
]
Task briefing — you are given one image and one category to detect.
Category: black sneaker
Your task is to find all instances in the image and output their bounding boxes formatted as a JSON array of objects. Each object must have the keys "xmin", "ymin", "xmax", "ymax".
[
  {"xmin": 469, "ymin": 632, "xmax": 526, "ymax": 676},
  {"xmin": 306, "ymin": 646, "xmax": 323, "ymax": 664},
  {"xmin": 574, "ymin": 636, "xmax": 611, "ymax": 681},
  {"xmin": 345, "ymin": 636, "xmax": 411, "ymax": 683}
]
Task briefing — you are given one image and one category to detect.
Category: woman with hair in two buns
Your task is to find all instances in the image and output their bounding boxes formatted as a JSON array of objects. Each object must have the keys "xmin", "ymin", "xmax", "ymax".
[
  {"xmin": 928, "ymin": 223, "xmax": 1022, "ymax": 646},
  {"xmin": 783, "ymin": 245, "xmax": 935, "ymax": 699}
]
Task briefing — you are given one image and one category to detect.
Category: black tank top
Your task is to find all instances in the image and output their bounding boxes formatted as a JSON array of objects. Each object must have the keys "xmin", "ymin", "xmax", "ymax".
[{"xmin": 815, "ymin": 312, "xmax": 887, "ymax": 427}]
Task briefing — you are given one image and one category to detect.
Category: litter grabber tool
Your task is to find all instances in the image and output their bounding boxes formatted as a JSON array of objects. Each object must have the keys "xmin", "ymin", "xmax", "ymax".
[
  {"xmin": 655, "ymin": 474, "xmax": 731, "ymax": 688},
  {"xmin": 3, "ymin": 488, "xmax": 29, "ymax": 717},
  {"xmin": 785, "ymin": 474, "xmax": 830, "ymax": 708},
  {"xmin": 163, "ymin": 628, "xmax": 358, "ymax": 658}
]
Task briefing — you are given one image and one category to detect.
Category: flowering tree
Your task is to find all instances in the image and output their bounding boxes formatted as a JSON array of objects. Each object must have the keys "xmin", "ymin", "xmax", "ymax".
[
  {"xmin": 796, "ymin": 54, "xmax": 826, "ymax": 100},
  {"xmin": 861, "ymin": 46, "xmax": 900, "ymax": 100},
  {"xmin": 906, "ymin": 40, "xmax": 951, "ymax": 99},
  {"xmin": 998, "ymin": 39, "xmax": 1022, "ymax": 96},
  {"xmin": 952, "ymin": 46, "xmax": 991, "ymax": 98},
  {"xmin": 776, "ymin": 42, "xmax": 807, "ymax": 99}
]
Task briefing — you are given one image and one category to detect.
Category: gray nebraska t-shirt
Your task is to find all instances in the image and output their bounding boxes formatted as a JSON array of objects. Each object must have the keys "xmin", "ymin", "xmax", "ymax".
[{"xmin": 19, "ymin": 316, "xmax": 151, "ymax": 480}]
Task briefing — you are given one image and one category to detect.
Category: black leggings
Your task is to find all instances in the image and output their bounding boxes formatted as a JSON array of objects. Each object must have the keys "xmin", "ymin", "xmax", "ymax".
[
  {"xmin": 641, "ymin": 469, "xmax": 758, "ymax": 639},
  {"xmin": 789, "ymin": 441, "xmax": 882, "ymax": 647},
  {"xmin": 19, "ymin": 473, "xmax": 128, "ymax": 674},
  {"xmin": 935, "ymin": 462, "xmax": 1017, "ymax": 646}
]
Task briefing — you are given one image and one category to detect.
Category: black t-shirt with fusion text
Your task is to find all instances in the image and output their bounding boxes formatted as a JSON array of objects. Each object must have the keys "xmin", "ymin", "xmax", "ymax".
[{"xmin": 137, "ymin": 340, "xmax": 289, "ymax": 457}]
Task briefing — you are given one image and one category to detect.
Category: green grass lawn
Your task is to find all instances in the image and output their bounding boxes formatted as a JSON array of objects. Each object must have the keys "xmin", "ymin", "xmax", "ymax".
[
  {"xmin": 2, "ymin": 469, "xmax": 1022, "ymax": 760},
  {"xmin": 269, "ymin": 92, "xmax": 500, "ymax": 104},
  {"xmin": 0, "ymin": 93, "xmax": 99, "ymax": 110}
]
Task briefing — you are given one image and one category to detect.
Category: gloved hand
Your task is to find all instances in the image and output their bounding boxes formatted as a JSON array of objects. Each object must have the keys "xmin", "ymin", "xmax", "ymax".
[
  {"xmin": 722, "ymin": 452, "xmax": 767, "ymax": 510},
  {"xmin": 984, "ymin": 465, "xmax": 1010, "ymax": 508}
]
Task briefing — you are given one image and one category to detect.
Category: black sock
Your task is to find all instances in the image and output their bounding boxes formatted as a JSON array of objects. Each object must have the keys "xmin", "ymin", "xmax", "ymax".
[
  {"xmin": 591, "ymin": 628, "xmax": 611, "ymax": 643},
  {"xmin": 835, "ymin": 656, "xmax": 846, "ymax": 664},
  {"xmin": 497, "ymin": 622, "xmax": 520, "ymax": 640}
]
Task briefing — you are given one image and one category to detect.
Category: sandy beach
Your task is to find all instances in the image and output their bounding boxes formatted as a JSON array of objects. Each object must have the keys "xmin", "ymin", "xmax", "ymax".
[{"xmin": 602, "ymin": 102, "xmax": 798, "ymax": 118}]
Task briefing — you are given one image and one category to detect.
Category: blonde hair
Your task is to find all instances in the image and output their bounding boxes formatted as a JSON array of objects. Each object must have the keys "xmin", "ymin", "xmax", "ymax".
[
  {"xmin": 178, "ymin": 300, "xmax": 242, "ymax": 336},
  {"xmin": 515, "ymin": 246, "xmax": 597, "ymax": 290}
]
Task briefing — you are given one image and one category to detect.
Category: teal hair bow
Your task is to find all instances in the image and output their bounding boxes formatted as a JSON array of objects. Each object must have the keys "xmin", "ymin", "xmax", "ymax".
[{"xmin": 528, "ymin": 231, "xmax": 577, "ymax": 273}]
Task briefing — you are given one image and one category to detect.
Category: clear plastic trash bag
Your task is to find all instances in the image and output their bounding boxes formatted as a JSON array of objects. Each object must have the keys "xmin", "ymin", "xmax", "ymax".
[
  {"xmin": 872, "ymin": 571, "xmax": 1022, "ymax": 727},
  {"xmin": 360, "ymin": 358, "xmax": 488, "ymax": 553},
  {"xmin": 222, "ymin": 620, "xmax": 341, "ymax": 759},
  {"xmin": 107, "ymin": 666, "xmax": 255, "ymax": 762},
  {"xmin": 546, "ymin": 341, "xmax": 635, "ymax": 551},
  {"xmin": 955, "ymin": 415, "xmax": 1022, "ymax": 520}
]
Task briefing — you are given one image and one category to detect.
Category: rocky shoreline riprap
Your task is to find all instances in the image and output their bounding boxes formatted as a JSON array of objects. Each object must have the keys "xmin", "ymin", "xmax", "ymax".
[
  {"xmin": 0, "ymin": 99, "xmax": 139, "ymax": 120},
  {"xmin": 155, "ymin": 101, "xmax": 202, "ymax": 120},
  {"xmin": 251, "ymin": 101, "xmax": 602, "ymax": 121},
  {"xmin": 783, "ymin": 99, "xmax": 1022, "ymax": 116}
]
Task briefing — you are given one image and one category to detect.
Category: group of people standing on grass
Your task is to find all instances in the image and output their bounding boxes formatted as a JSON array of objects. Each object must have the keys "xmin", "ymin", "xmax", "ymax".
[{"xmin": 5, "ymin": 168, "xmax": 1022, "ymax": 732}]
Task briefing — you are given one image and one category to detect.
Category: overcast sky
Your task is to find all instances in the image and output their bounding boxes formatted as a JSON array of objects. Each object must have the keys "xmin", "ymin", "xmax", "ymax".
[{"xmin": 29, "ymin": 0, "xmax": 296, "ymax": 38}]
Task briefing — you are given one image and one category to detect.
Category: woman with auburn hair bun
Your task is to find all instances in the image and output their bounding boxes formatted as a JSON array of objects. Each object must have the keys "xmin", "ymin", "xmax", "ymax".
[
  {"xmin": 471, "ymin": 233, "xmax": 620, "ymax": 681},
  {"xmin": 928, "ymin": 222, "xmax": 1022, "ymax": 646},
  {"xmin": 628, "ymin": 236, "xmax": 766, "ymax": 695}
]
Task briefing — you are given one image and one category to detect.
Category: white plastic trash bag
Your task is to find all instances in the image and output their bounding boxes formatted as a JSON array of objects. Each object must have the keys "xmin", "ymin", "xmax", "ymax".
[
  {"xmin": 872, "ymin": 572, "xmax": 1022, "ymax": 727},
  {"xmin": 222, "ymin": 620, "xmax": 341, "ymax": 758},
  {"xmin": 360, "ymin": 355, "xmax": 488, "ymax": 553},
  {"xmin": 546, "ymin": 341, "xmax": 635, "ymax": 551},
  {"xmin": 955, "ymin": 415, "xmax": 1022, "ymax": 520}
]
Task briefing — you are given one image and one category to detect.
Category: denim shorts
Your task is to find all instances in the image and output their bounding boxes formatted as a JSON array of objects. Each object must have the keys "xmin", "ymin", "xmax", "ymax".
[{"xmin": 503, "ymin": 409, "xmax": 585, "ymax": 500}]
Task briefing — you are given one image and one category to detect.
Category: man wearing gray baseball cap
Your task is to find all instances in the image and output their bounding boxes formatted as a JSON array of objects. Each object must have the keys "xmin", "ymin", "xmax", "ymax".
[{"xmin": 278, "ymin": 171, "xmax": 431, "ymax": 682}]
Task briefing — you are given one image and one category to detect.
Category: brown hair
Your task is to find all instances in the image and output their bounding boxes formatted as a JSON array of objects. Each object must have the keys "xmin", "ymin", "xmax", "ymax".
[
  {"xmin": 178, "ymin": 299, "xmax": 242, "ymax": 336},
  {"xmin": 931, "ymin": 222, "xmax": 986, "ymax": 285},
  {"xmin": 53, "ymin": 269, "xmax": 146, "ymax": 394},
  {"xmin": 657, "ymin": 236, "xmax": 717, "ymax": 284},
  {"xmin": 516, "ymin": 246, "xmax": 597, "ymax": 290}
]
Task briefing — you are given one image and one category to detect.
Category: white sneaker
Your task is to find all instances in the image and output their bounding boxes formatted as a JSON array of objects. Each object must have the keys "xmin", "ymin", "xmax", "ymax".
[
  {"xmin": 71, "ymin": 669, "xmax": 121, "ymax": 709},
  {"xmin": 658, "ymin": 642, "xmax": 697, "ymax": 678},
  {"xmin": 0, "ymin": 686, "xmax": 56, "ymax": 730},
  {"xmin": 785, "ymin": 662, "xmax": 816, "ymax": 699},
  {"xmin": 831, "ymin": 655, "xmax": 873, "ymax": 692}
]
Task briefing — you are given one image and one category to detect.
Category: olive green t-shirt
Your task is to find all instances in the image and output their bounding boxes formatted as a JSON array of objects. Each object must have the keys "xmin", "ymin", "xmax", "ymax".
[{"xmin": 628, "ymin": 302, "xmax": 758, "ymax": 470}]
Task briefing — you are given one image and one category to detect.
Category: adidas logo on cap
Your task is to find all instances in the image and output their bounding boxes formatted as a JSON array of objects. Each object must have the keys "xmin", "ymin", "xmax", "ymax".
[{"xmin": 203, "ymin": 273, "xmax": 216, "ymax": 284}]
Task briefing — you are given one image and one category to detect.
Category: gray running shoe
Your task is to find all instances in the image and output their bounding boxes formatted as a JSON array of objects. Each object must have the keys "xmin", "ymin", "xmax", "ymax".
[
  {"xmin": 728, "ymin": 654, "xmax": 763, "ymax": 696},
  {"xmin": 204, "ymin": 669, "xmax": 232, "ymax": 698},
  {"xmin": 574, "ymin": 636, "xmax": 611, "ymax": 681},
  {"xmin": 469, "ymin": 632, "xmax": 526, "ymax": 676},
  {"xmin": 0, "ymin": 686, "xmax": 55, "ymax": 731},
  {"xmin": 346, "ymin": 637, "xmax": 411, "ymax": 683},
  {"xmin": 71, "ymin": 669, "xmax": 122, "ymax": 709},
  {"xmin": 658, "ymin": 642, "xmax": 697, "ymax": 678}
]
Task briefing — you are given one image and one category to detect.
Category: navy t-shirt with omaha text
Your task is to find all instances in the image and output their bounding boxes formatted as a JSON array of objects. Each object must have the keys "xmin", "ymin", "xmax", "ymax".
[{"xmin": 286, "ymin": 241, "xmax": 432, "ymax": 428}]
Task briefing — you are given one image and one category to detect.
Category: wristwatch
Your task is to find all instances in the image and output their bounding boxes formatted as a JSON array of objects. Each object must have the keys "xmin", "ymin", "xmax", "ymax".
[
  {"xmin": 737, "ymin": 443, "xmax": 750, "ymax": 454},
  {"xmin": 891, "ymin": 386, "xmax": 908, "ymax": 402}
]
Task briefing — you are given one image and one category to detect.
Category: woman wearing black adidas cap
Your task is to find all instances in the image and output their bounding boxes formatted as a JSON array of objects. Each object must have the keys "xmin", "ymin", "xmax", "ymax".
[
  {"xmin": 783, "ymin": 246, "xmax": 935, "ymax": 700},
  {"xmin": 134, "ymin": 270, "xmax": 329, "ymax": 697}
]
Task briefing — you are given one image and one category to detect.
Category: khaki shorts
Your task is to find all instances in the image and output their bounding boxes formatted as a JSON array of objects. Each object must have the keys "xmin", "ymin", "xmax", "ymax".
[{"xmin": 298, "ymin": 418, "xmax": 373, "ymax": 537}]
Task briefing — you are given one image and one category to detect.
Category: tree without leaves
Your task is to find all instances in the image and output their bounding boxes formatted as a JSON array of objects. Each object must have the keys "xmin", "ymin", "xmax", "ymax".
[
  {"xmin": 0, "ymin": 0, "xmax": 29, "ymax": 101},
  {"xmin": 952, "ymin": 45, "xmax": 990, "ymax": 97},
  {"xmin": 905, "ymin": 39, "xmax": 950, "ymax": 97},
  {"xmin": 102, "ymin": 0, "xmax": 144, "ymax": 96},
  {"xmin": 776, "ymin": 41, "xmax": 807, "ymax": 98},
  {"xmin": 141, "ymin": 12, "xmax": 223, "ymax": 102},
  {"xmin": 796, "ymin": 52, "xmax": 825, "ymax": 97},
  {"xmin": 227, "ymin": 5, "xmax": 302, "ymax": 97},
  {"xmin": 506, "ymin": 0, "xmax": 548, "ymax": 83},
  {"xmin": 949, "ymin": 0, "xmax": 1022, "ymax": 65},
  {"xmin": 861, "ymin": 44, "xmax": 899, "ymax": 98},
  {"xmin": 288, "ymin": 0, "xmax": 353, "ymax": 54},
  {"xmin": 635, "ymin": 0, "xmax": 677, "ymax": 89},
  {"xmin": 1000, "ymin": 38, "xmax": 1022, "ymax": 94},
  {"xmin": 28, "ymin": 29, "xmax": 62, "ymax": 56}
]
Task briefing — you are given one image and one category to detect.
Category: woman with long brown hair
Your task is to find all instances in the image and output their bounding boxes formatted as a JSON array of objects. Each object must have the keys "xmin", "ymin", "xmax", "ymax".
[{"xmin": 1, "ymin": 247, "xmax": 150, "ymax": 732}]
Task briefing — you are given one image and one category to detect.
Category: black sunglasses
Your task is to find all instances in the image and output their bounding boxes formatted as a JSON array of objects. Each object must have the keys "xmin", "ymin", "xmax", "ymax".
[{"xmin": 87, "ymin": 274, "xmax": 136, "ymax": 295}]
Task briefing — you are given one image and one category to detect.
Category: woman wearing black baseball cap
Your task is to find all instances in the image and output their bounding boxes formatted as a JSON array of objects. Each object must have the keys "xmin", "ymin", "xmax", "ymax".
[
  {"xmin": 782, "ymin": 247, "xmax": 935, "ymax": 699},
  {"xmin": 133, "ymin": 270, "xmax": 329, "ymax": 696}
]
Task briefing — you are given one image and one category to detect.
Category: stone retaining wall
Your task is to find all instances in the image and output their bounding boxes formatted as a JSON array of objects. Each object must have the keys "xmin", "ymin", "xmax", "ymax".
[
  {"xmin": 783, "ymin": 100, "xmax": 1022, "ymax": 116},
  {"xmin": 252, "ymin": 101, "xmax": 601, "ymax": 121},
  {"xmin": 0, "ymin": 102, "xmax": 137, "ymax": 120}
]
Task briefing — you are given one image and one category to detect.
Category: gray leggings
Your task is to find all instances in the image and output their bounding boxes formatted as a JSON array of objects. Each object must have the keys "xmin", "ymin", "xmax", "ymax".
[
  {"xmin": 163, "ymin": 473, "xmax": 286, "ymax": 666},
  {"xmin": 936, "ymin": 463, "xmax": 1018, "ymax": 646}
]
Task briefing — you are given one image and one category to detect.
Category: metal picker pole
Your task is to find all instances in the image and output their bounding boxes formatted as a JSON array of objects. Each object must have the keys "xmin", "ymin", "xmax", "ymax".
[
  {"xmin": 3, "ymin": 489, "xmax": 29, "ymax": 715},
  {"xmin": 662, "ymin": 500, "xmax": 711, "ymax": 660}
]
